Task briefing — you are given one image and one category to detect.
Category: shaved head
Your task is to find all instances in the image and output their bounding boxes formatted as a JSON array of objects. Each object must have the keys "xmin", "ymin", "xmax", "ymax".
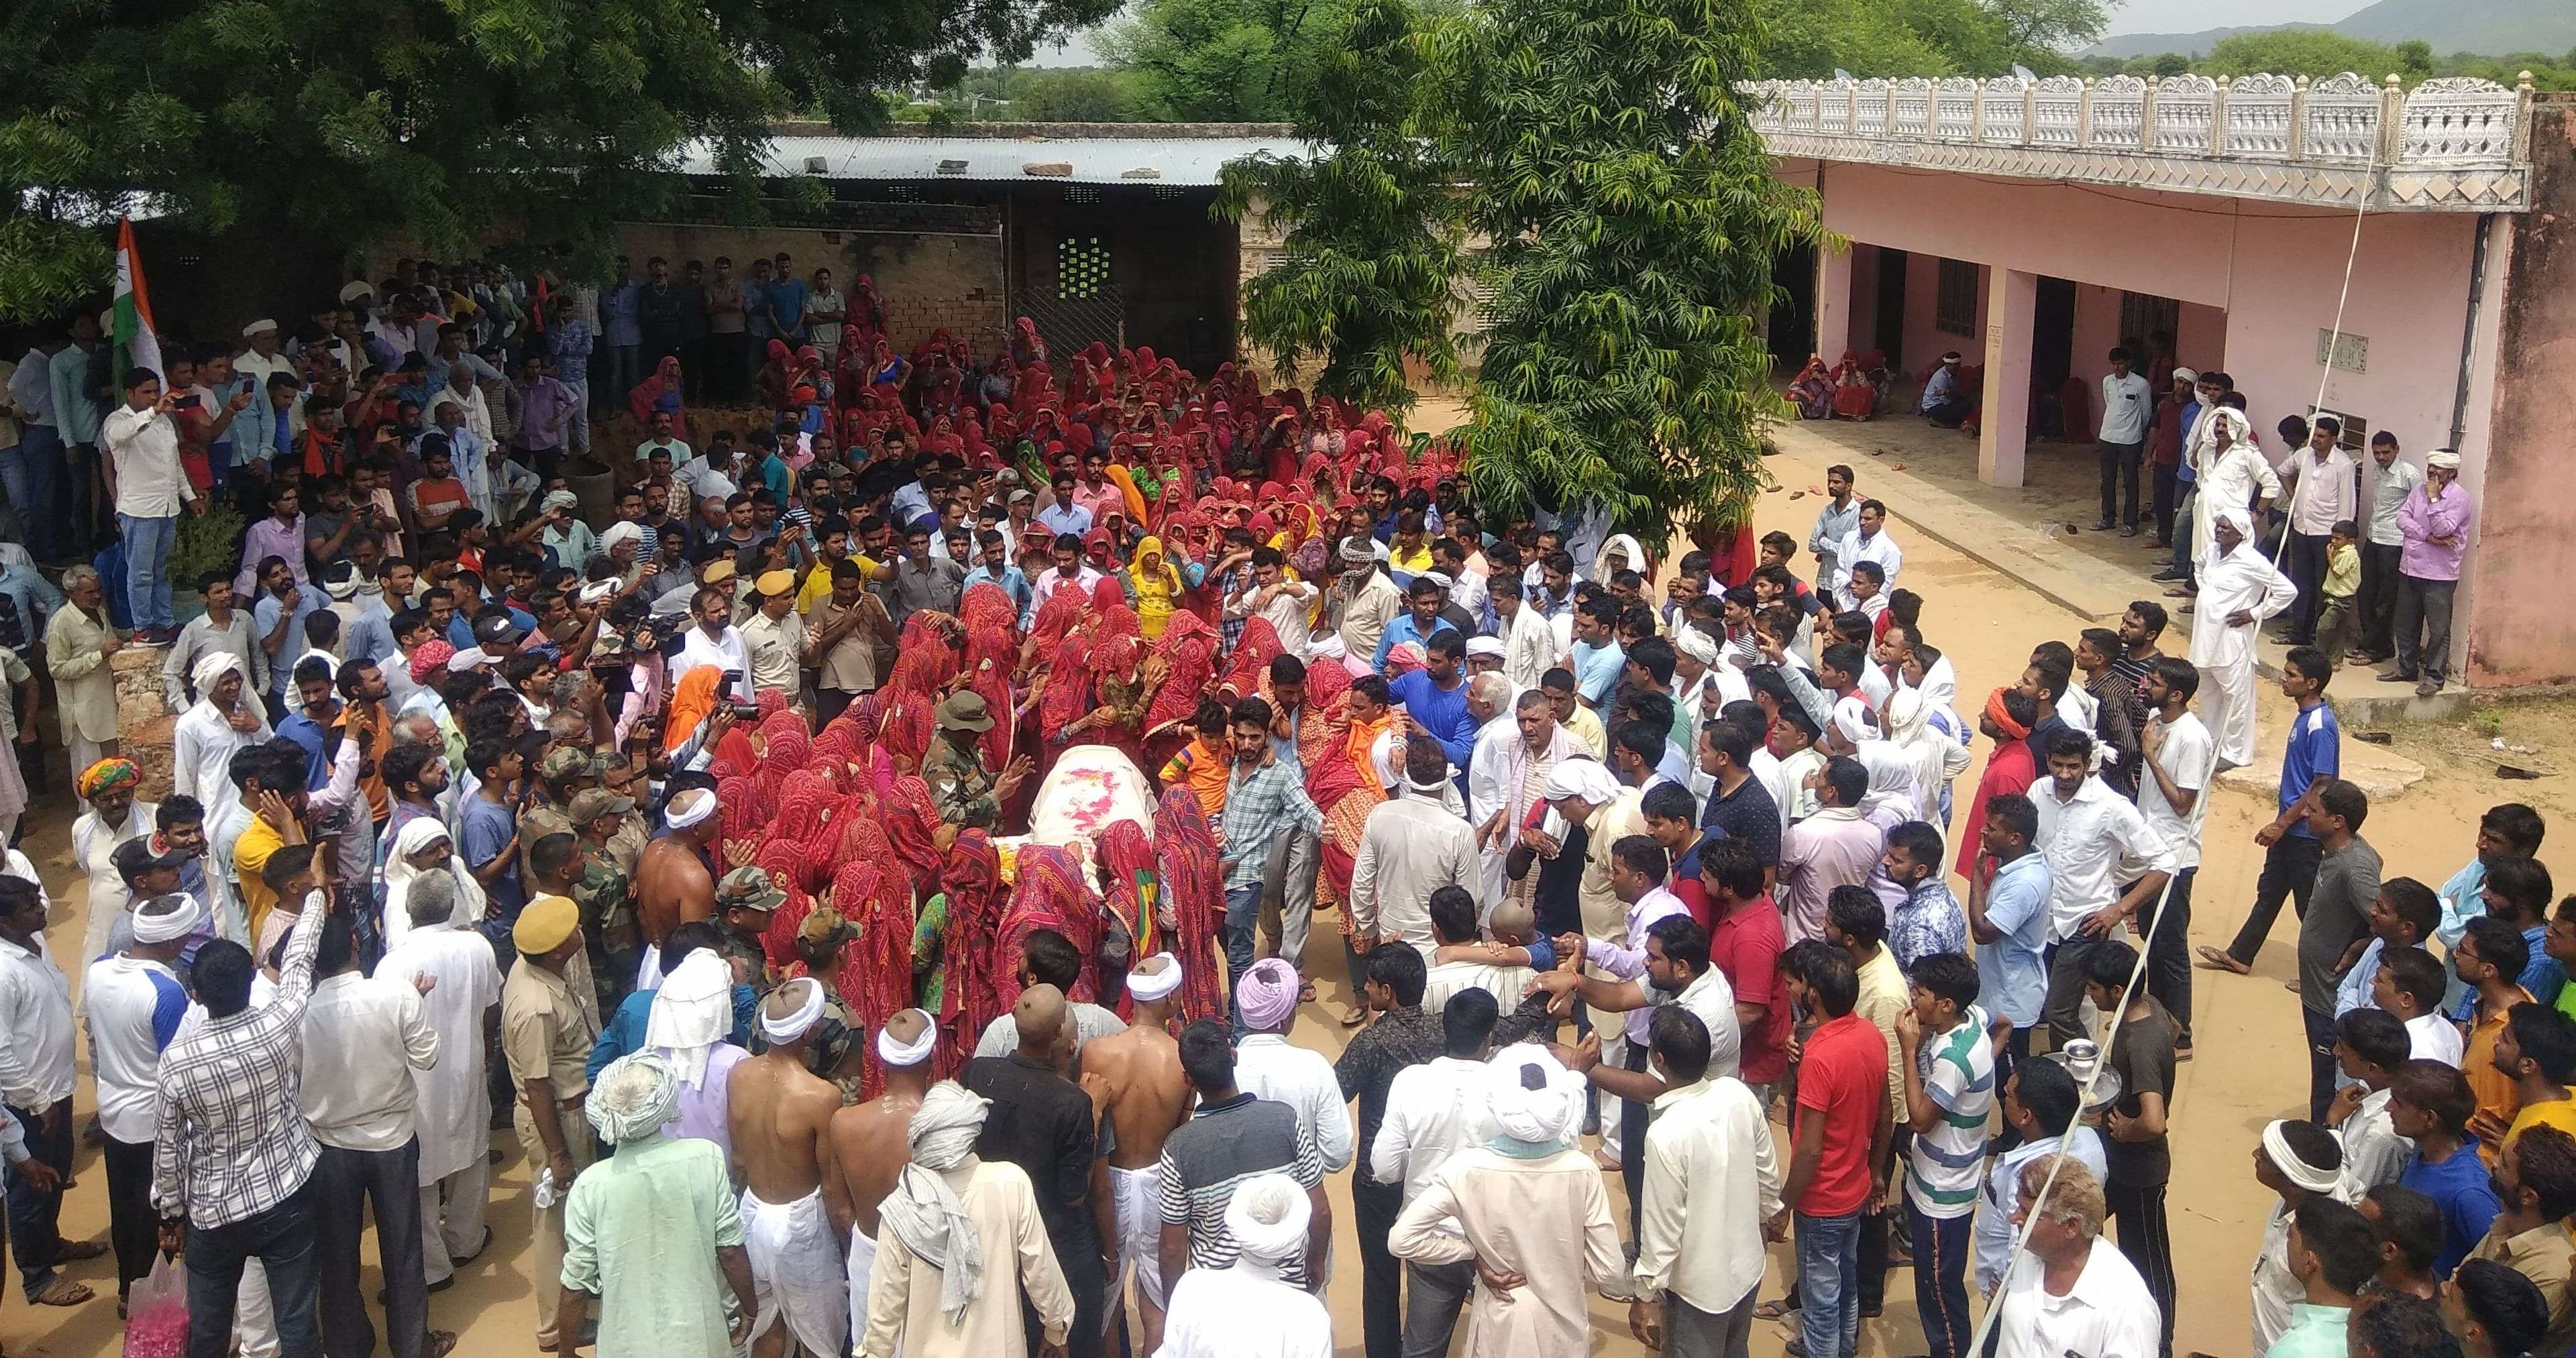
[
  {"xmin": 1488, "ymin": 900, "xmax": 1534, "ymax": 941},
  {"xmin": 1014, "ymin": 983, "xmax": 1070, "ymax": 1052},
  {"xmin": 1131, "ymin": 954, "xmax": 1175, "ymax": 985},
  {"xmin": 884, "ymin": 1007, "xmax": 931, "ymax": 1044},
  {"xmin": 765, "ymin": 976, "xmax": 818, "ymax": 1023}
]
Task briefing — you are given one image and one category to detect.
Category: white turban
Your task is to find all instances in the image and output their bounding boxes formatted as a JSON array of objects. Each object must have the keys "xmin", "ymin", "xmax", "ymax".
[
  {"xmin": 665, "ymin": 788, "xmax": 717, "ymax": 830},
  {"xmin": 542, "ymin": 490, "xmax": 580, "ymax": 514},
  {"xmin": 192, "ymin": 651, "xmax": 244, "ymax": 701},
  {"xmin": 646, "ymin": 949, "xmax": 734, "ymax": 1089},
  {"xmin": 1126, "ymin": 954, "xmax": 1183, "ymax": 1005},
  {"xmin": 1222, "ymin": 1174, "xmax": 1313, "ymax": 1267},
  {"xmin": 883, "ymin": 1082, "xmax": 995, "ymax": 1324},
  {"xmin": 242, "ymin": 319, "xmax": 278, "ymax": 337},
  {"xmin": 2425, "ymin": 450, "xmax": 2461, "ymax": 472},
  {"xmin": 588, "ymin": 1052, "xmax": 682, "ymax": 1145},
  {"xmin": 339, "ymin": 280, "xmax": 374, "ymax": 303},
  {"xmin": 1675, "ymin": 626, "xmax": 1719, "ymax": 667},
  {"xmin": 131, "ymin": 894, "xmax": 207, "ymax": 946},
  {"xmin": 1541, "ymin": 758, "xmax": 1621, "ymax": 807},
  {"xmin": 2262, "ymin": 1119, "xmax": 2343, "ymax": 1195},
  {"xmin": 1485, "ymin": 1043, "xmax": 1587, "ymax": 1148},
  {"xmin": 2212, "ymin": 504, "xmax": 2255, "ymax": 540},
  {"xmin": 600, "ymin": 521, "xmax": 644, "ymax": 553},
  {"xmin": 759, "ymin": 976, "xmax": 828, "ymax": 1045},
  {"xmin": 1464, "ymin": 636, "xmax": 1505, "ymax": 660},
  {"xmin": 876, "ymin": 1009, "xmax": 938, "ymax": 1068}
]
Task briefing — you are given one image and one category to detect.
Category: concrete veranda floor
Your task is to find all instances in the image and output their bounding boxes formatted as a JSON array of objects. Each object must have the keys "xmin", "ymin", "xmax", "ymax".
[{"xmin": 0, "ymin": 402, "xmax": 2559, "ymax": 1357}]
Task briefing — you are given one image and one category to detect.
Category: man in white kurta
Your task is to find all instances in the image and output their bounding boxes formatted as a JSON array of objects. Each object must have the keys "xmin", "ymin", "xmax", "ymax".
[
  {"xmin": 2186, "ymin": 506, "xmax": 2298, "ymax": 771},
  {"xmin": 169, "ymin": 652, "xmax": 272, "ymax": 835},
  {"xmin": 1156, "ymin": 1174, "xmax": 1333, "ymax": 1358},
  {"xmin": 1387, "ymin": 1045, "xmax": 1627, "ymax": 1357},
  {"xmin": 2187, "ymin": 406, "xmax": 2282, "ymax": 565},
  {"xmin": 862, "ymin": 1081, "xmax": 1075, "ymax": 1358},
  {"xmin": 1349, "ymin": 746, "xmax": 1479, "ymax": 958},
  {"xmin": 71, "ymin": 775, "xmax": 156, "ymax": 966},
  {"xmin": 378, "ymin": 875, "xmax": 505, "ymax": 1288}
]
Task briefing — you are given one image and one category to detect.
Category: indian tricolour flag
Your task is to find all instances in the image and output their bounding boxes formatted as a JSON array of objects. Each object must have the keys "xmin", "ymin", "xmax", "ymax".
[{"xmin": 112, "ymin": 217, "xmax": 162, "ymax": 383}]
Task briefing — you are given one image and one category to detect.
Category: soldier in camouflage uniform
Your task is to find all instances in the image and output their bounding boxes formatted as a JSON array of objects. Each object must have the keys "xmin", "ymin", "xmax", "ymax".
[
  {"xmin": 921, "ymin": 691, "xmax": 1032, "ymax": 831},
  {"xmin": 712, "ymin": 864, "xmax": 783, "ymax": 997},
  {"xmin": 516, "ymin": 745, "xmax": 601, "ymax": 889},
  {"xmin": 782, "ymin": 906, "xmax": 866, "ymax": 1102},
  {"xmin": 568, "ymin": 787, "xmax": 642, "ymax": 1013}
]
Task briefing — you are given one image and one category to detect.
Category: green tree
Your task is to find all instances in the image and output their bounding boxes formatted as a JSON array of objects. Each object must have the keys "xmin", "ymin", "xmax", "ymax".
[
  {"xmin": 1214, "ymin": 0, "xmax": 1464, "ymax": 418},
  {"xmin": 1421, "ymin": 0, "xmax": 1828, "ymax": 543},
  {"xmin": 1749, "ymin": 0, "xmax": 2104, "ymax": 80},
  {"xmin": 1102, "ymin": 0, "xmax": 1352, "ymax": 121},
  {"xmin": 0, "ymin": 0, "xmax": 1122, "ymax": 319},
  {"xmin": 1009, "ymin": 68, "xmax": 1147, "ymax": 121},
  {"xmin": 2200, "ymin": 31, "xmax": 2405, "ymax": 78}
]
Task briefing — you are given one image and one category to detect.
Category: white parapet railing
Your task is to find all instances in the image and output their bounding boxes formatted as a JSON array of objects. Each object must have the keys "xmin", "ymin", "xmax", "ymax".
[{"xmin": 1736, "ymin": 70, "xmax": 2534, "ymax": 211}]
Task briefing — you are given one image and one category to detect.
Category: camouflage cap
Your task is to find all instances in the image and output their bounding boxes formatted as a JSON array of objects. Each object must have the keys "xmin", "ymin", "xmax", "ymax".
[
  {"xmin": 798, "ymin": 905, "xmax": 857, "ymax": 948},
  {"xmin": 566, "ymin": 789, "xmax": 635, "ymax": 826},
  {"xmin": 538, "ymin": 747, "xmax": 602, "ymax": 785},
  {"xmin": 714, "ymin": 866, "xmax": 786, "ymax": 914}
]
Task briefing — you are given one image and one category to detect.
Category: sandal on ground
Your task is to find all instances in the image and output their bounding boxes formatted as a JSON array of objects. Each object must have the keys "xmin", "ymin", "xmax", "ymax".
[
  {"xmin": 1754, "ymin": 1296, "xmax": 1799, "ymax": 1321},
  {"xmin": 1340, "ymin": 1007, "xmax": 1367, "ymax": 1029},
  {"xmin": 2194, "ymin": 946, "xmax": 2252, "ymax": 975},
  {"xmin": 1297, "ymin": 981, "xmax": 1317, "ymax": 1005},
  {"xmin": 30, "ymin": 1278, "xmax": 93, "ymax": 1307},
  {"xmin": 55, "ymin": 1240, "xmax": 107, "ymax": 1262},
  {"xmin": 427, "ymin": 1333, "xmax": 460, "ymax": 1358}
]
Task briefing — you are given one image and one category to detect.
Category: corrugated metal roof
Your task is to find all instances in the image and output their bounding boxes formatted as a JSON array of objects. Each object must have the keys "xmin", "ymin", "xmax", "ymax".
[{"xmin": 674, "ymin": 134, "xmax": 1307, "ymax": 186}]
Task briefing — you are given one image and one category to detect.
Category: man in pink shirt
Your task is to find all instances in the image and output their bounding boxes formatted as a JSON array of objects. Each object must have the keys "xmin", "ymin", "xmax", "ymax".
[
  {"xmin": 1778, "ymin": 756, "xmax": 1882, "ymax": 942},
  {"xmin": 2384, "ymin": 449, "xmax": 2473, "ymax": 697}
]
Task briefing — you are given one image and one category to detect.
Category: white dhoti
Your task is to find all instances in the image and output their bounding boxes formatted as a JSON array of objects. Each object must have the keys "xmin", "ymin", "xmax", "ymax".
[
  {"xmin": 846, "ymin": 1225, "xmax": 877, "ymax": 1338},
  {"xmin": 1475, "ymin": 848, "xmax": 1509, "ymax": 919},
  {"xmin": 237, "ymin": 1257, "xmax": 279, "ymax": 1358},
  {"xmin": 419, "ymin": 1155, "xmax": 492, "ymax": 1286},
  {"xmin": 1110, "ymin": 1163, "xmax": 1171, "ymax": 1320},
  {"xmin": 741, "ymin": 1186, "xmax": 849, "ymax": 1358},
  {"xmin": 2198, "ymin": 662, "xmax": 2256, "ymax": 771}
]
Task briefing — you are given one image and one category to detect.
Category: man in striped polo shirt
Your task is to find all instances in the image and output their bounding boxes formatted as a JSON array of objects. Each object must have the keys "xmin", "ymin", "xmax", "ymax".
[
  {"xmin": 1895, "ymin": 952, "xmax": 1996, "ymax": 1358},
  {"xmin": 1155, "ymin": 1020, "xmax": 1330, "ymax": 1298}
]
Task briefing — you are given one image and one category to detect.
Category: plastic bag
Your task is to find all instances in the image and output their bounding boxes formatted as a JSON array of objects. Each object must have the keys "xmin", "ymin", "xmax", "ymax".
[{"xmin": 123, "ymin": 1251, "xmax": 189, "ymax": 1358}]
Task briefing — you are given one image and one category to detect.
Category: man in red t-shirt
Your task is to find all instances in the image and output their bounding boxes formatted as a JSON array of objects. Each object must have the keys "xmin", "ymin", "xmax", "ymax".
[
  {"xmin": 1699, "ymin": 838, "xmax": 1791, "ymax": 1105},
  {"xmin": 1769, "ymin": 940, "xmax": 1890, "ymax": 1358},
  {"xmin": 1955, "ymin": 686, "xmax": 2041, "ymax": 879}
]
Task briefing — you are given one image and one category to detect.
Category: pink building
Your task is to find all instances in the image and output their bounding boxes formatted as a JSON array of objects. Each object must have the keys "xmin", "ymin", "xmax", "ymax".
[{"xmin": 1746, "ymin": 73, "xmax": 2575, "ymax": 689}]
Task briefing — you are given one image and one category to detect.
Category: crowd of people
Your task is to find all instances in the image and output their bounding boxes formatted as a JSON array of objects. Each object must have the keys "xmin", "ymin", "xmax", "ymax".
[{"xmin": 0, "ymin": 255, "xmax": 2540, "ymax": 1358}]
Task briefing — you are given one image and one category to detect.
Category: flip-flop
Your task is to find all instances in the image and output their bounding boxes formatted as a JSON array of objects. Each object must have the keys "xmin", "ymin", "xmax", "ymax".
[
  {"xmin": 1340, "ymin": 1008, "xmax": 1366, "ymax": 1029},
  {"xmin": 1754, "ymin": 1296, "xmax": 1799, "ymax": 1321},
  {"xmin": 30, "ymin": 1278, "xmax": 92, "ymax": 1307},
  {"xmin": 54, "ymin": 1240, "xmax": 107, "ymax": 1262},
  {"xmin": 2194, "ymin": 946, "xmax": 2252, "ymax": 975}
]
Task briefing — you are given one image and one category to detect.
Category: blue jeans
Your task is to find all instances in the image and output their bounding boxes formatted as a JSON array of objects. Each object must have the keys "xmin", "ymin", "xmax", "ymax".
[
  {"xmin": 184, "ymin": 1182, "xmax": 323, "ymax": 1358},
  {"xmin": 1224, "ymin": 882, "xmax": 1263, "ymax": 1007},
  {"xmin": 1795, "ymin": 1210, "xmax": 1862, "ymax": 1358},
  {"xmin": 16, "ymin": 426, "xmax": 66, "ymax": 561},
  {"xmin": 4, "ymin": 1104, "xmax": 71, "ymax": 1299},
  {"xmin": 1911, "ymin": 1206, "xmax": 1975, "ymax": 1358},
  {"xmin": 119, "ymin": 511, "xmax": 178, "ymax": 631}
]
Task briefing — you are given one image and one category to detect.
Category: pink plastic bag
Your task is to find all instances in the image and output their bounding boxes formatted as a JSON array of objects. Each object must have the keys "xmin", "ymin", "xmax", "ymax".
[{"xmin": 123, "ymin": 1252, "xmax": 189, "ymax": 1358}]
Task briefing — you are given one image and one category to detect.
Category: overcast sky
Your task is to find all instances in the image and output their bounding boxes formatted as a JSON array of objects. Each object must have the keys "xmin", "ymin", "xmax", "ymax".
[{"xmin": 1010, "ymin": 0, "xmax": 2377, "ymax": 66}]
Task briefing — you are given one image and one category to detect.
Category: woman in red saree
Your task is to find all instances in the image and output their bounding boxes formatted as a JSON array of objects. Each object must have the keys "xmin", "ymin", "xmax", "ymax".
[
  {"xmin": 934, "ymin": 830, "xmax": 1004, "ymax": 1074},
  {"xmin": 1831, "ymin": 350, "xmax": 1878, "ymax": 420},
  {"xmin": 627, "ymin": 354, "xmax": 690, "ymax": 440},
  {"xmin": 996, "ymin": 844, "xmax": 1097, "ymax": 1008},
  {"xmin": 1153, "ymin": 785, "xmax": 1228, "ymax": 1023},
  {"xmin": 1139, "ymin": 611, "xmax": 1219, "ymax": 774},
  {"xmin": 1093, "ymin": 820, "xmax": 1161, "ymax": 1020}
]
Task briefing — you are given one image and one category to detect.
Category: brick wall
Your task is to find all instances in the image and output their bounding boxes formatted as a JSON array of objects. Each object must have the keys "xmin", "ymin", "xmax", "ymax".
[{"xmin": 610, "ymin": 222, "xmax": 1008, "ymax": 356}]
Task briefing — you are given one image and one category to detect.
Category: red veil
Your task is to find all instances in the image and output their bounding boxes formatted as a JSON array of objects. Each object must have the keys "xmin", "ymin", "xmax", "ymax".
[
  {"xmin": 938, "ymin": 830, "xmax": 1005, "ymax": 1072},
  {"xmin": 1154, "ymin": 785, "xmax": 1228, "ymax": 1023},
  {"xmin": 997, "ymin": 844, "xmax": 1098, "ymax": 1007}
]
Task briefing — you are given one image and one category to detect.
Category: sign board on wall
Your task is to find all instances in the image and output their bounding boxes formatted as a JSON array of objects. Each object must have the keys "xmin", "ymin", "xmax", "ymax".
[{"xmin": 2315, "ymin": 329, "xmax": 2369, "ymax": 374}]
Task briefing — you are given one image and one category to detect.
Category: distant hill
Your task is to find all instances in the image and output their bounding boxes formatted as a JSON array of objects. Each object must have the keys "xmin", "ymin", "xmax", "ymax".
[{"xmin": 2088, "ymin": 0, "xmax": 2576, "ymax": 59}]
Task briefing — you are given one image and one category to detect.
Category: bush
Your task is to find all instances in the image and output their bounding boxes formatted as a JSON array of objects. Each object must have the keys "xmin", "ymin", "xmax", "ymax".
[{"xmin": 172, "ymin": 502, "xmax": 245, "ymax": 590}]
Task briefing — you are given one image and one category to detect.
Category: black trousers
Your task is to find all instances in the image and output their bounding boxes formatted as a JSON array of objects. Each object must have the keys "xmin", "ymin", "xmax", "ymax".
[
  {"xmin": 2098, "ymin": 439, "xmax": 2145, "ymax": 528},
  {"xmin": 2149, "ymin": 461, "xmax": 2179, "ymax": 542},
  {"xmin": 1352, "ymin": 1170, "xmax": 1405, "ymax": 1358},
  {"xmin": 2226, "ymin": 835, "xmax": 2324, "ymax": 966},
  {"xmin": 3, "ymin": 1103, "xmax": 70, "ymax": 1299},
  {"xmin": 1026, "ymin": 1239, "xmax": 1105, "ymax": 1358},
  {"xmin": 2284, "ymin": 529, "xmax": 2328, "ymax": 643},
  {"xmin": 313, "ymin": 1138, "xmax": 431, "ymax": 1358},
  {"xmin": 2140, "ymin": 866, "xmax": 2196, "ymax": 1048},
  {"xmin": 2357, "ymin": 541, "xmax": 2404, "ymax": 656},
  {"xmin": 2106, "ymin": 1180, "xmax": 2178, "ymax": 1358},
  {"xmin": 103, "ymin": 1135, "xmax": 159, "ymax": 1301}
]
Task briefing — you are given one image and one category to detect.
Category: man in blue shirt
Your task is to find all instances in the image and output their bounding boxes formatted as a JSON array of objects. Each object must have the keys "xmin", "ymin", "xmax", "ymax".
[
  {"xmin": 2206, "ymin": 646, "xmax": 2339, "ymax": 973},
  {"xmin": 460, "ymin": 736, "xmax": 527, "ymax": 929},
  {"xmin": 962, "ymin": 531, "xmax": 1034, "ymax": 630},
  {"xmin": 1387, "ymin": 632, "xmax": 1478, "ymax": 768},
  {"xmin": 2392, "ymin": 1060, "xmax": 2500, "ymax": 1278},
  {"xmin": 600, "ymin": 259, "xmax": 642, "ymax": 420},
  {"xmin": 1568, "ymin": 596, "xmax": 1625, "ymax": 711},
  {"xmin": 763, "ymin": 253, "xmax": 809, "ymax": 344},
  {"xmin": 1035, "ymin": 471, "xmax": 1091, "ymax": 539},
  {"xmin": 250, "ymin": 557, "xmax": 323, "ymax": 710},
  {"xmin": 1967, "ymin": 793, "xmax": 2052, "ymax": 1072},
  {"xmin": 1372, "ymin": 576, "xmax": 1455, "ymax": 671}
]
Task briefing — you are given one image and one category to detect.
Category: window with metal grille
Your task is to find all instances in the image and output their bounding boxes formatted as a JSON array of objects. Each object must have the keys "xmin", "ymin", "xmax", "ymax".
[
  {"xmin": 1935, "ymin": 259, "xmax": 1979, "ymax": 337},
  {"xmin": 2312, "ymin": 406, "xmax": 2370, "ymax": 453},
  {"xmin": 1059, "ymin": 236, "xmax": 1111, "ymax": 298}
]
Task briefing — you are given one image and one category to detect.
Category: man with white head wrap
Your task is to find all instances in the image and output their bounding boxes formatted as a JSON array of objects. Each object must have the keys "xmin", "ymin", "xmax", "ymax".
[
  {"xmin": 1351, "ymin": 736, "xmax": 1480, "ymax": 960},
  {"xmin": 727, "ymin": 978, "xmax": 853, "ymax": 1358},
  {"xmin": 862, "ymin": 1080, "xmax": 1077, "ymax": 1358},
  {"xmin": 1155, "ymin": 1176, "xmax": 1334, "ymax": 1358},
  {"xmin": 2186, "ymin": 504, "xmax": 2297, "ymax": 771},
  {"xmin": 2187, "ymin": 404, "xmax": 2282, "ymax": 571},
  {"xmin": 170, "ymin": 650, "xmax": 272, "ymax": 832},
  {"xmin": 378, "ymin": 866, "xmax": 504, "ymax": 1291},
  {"xmin": 82, "ymin": 890, "xmax": 199, "ymax": 1307},
  {"xmin": 560, "ymin": 1052, "xmax": 759, "ymax": 1358},
  {"xmin": 1071, "ymin": 956, "xmax": 1193, "ymax": 1352},
  {"xmin": 826, "ymin": 1008, "xmax": 938, "ymax": 1335},
  {"xmin": 1387, "ymin": 1044, "xmax": 1626, "ymax": 1356},
  {"xmin": 644, "ymin": 948, "xmax": 749, "ymax": 1156},
  {"xmin": 1545, "ymin": 756, "xmax": 1648, "ymax": 971}
]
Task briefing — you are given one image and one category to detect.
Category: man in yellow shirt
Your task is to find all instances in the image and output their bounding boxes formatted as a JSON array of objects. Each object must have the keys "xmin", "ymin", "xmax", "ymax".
[
  {"xmin": 227, "ymin": 743, "xmax": 312, "ymax": 945},
  {"xmin": 2492, "ymin": 1002, "xmax": 2576, "ymax": 1151}
]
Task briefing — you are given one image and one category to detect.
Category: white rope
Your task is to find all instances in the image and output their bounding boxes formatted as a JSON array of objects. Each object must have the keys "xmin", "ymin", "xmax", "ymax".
[
  {"xmin": 1964, "ymin": 729, "xmax": 2222, "ymax": 1353},
  {"xmin": 2267, "ymin": 150, "xmax": 2375, "ymax": 571}
]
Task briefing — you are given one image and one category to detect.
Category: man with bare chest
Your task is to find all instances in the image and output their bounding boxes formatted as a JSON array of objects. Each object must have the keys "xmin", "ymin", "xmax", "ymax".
[
  {"xmin": 727, "ymin": 979, "xmax": 850, "ymax": 1358},
  {"xmin": 824, "ymin": 1007, "xmax": 936, "ymax": 1328},
  {"xmin": 1073, "ymin": 954, "xmax": 1193, "ymax": 1354},
  {"xmin": 633, "ymin": 787, "xmax": 721, "ymax": 986}
]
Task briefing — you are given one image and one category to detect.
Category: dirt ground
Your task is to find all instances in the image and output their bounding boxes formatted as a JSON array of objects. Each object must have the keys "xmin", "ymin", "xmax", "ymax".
[{"xmin": 0, "ymin": 402, "xmax": 2558, "ymax": 1357}]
